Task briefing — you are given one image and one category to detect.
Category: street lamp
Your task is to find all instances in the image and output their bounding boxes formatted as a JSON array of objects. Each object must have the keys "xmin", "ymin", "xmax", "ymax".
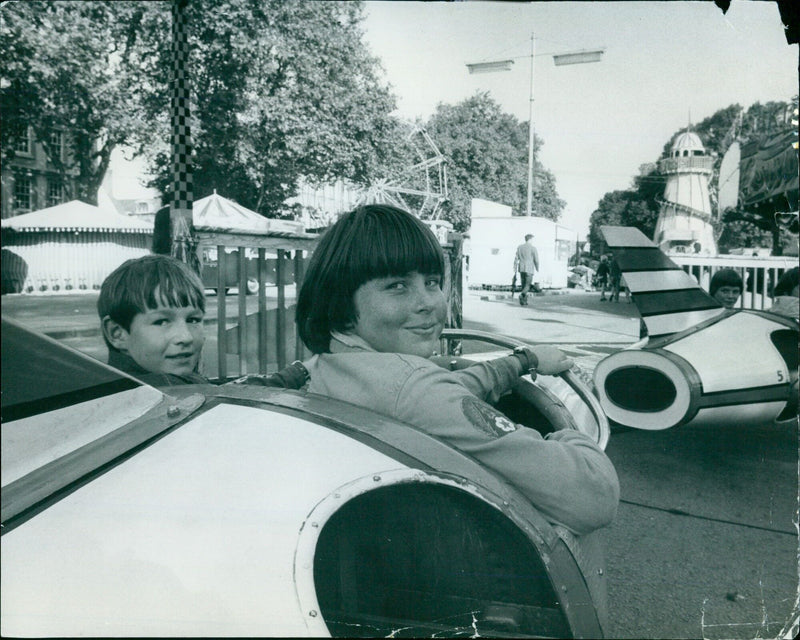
[{"xmin": 467, "ymin": 34, "xmax": 605, "ymax": 216}]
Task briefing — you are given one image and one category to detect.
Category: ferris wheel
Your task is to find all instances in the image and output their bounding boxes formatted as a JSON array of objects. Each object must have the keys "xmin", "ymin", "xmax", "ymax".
[{"xmin": 357, "ymin": 127, "xmax": 449, "ymax": 220}]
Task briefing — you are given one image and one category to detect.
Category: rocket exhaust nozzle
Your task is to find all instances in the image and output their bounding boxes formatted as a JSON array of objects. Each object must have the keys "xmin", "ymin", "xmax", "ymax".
[{"xmin": 593, "ymin": 349, "xmax": 701, "ymax": 430}]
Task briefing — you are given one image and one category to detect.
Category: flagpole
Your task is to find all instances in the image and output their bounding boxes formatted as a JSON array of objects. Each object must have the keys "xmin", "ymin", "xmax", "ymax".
[{"xmin": 526, "ymin": 33, "xmax": 536, "ymax": 216}]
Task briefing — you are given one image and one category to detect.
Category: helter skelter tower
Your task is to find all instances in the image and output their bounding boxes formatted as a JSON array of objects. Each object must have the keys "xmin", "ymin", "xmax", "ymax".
[{"xmin": 653, "ymin": 130, "xmax": 717, "ymax": 255}]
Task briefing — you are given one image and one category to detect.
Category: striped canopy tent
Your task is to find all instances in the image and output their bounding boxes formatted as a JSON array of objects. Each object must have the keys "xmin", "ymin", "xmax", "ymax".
[
  {"xmin": 1, "ymin": 200, "xmax": 153, "ymax": 294},
  {"xmin": 193, "ymin": 191, "xmax": 269, "ymax": 233},
  {"xmin": 193, "ymin": 191, "xmax": 304, "ymax": 235},
  {"xmin": 192, "ymin": 191, "xmax": 308, "ymax": 267}
]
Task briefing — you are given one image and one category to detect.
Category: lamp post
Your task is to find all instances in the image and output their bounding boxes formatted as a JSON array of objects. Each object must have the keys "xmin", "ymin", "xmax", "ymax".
[{"xmin": 467, "ymin": 35, "xmax": 605, "ymax": 216}]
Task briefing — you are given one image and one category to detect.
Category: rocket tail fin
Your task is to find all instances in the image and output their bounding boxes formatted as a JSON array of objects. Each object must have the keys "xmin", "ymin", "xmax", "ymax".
[{"xmin": 600, "ymin": 225, "xmax": 724, "ymax": 339}]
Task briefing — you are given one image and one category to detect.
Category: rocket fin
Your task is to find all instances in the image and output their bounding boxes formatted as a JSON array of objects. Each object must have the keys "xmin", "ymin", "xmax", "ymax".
[{"xmin": 599, "ymin": 226, "xmax": 724, "ymax": 339}]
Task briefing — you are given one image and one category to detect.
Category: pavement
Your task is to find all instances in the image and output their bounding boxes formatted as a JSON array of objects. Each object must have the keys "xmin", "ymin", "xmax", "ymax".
[{"xmin": 2, "ymin": 286, "xmax": 798, "ymax": 639}]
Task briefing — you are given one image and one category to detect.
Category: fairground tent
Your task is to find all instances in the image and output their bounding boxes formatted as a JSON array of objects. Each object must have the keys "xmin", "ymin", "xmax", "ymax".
[
  {"xmin": 193, "ymin": 191, "xmax": 304, "ymax": 235},
  {"xmin": 191, "ymin": 191, "xmax": 309, "ymax": 275},
  {"xmin": 1, "ymin": 200, "xmax": 152, "ymax": 294}
]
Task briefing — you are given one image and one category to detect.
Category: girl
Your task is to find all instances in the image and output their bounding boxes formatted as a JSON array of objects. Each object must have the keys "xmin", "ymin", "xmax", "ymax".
[{"xmin": 295, "ymin": 204, "xmax": 619, "ymax": 535}]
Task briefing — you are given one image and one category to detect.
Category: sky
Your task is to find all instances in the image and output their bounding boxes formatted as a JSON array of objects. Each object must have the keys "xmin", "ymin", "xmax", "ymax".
[{"xmin": 360, "ymin": 0, "xmax": 798, "ymax": 236}]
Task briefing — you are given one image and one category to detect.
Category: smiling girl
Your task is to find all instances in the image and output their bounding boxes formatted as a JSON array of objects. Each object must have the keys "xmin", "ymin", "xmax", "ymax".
[{"xmin": 295, "ymin": 205, "xmax": 619, "ymax": 535}]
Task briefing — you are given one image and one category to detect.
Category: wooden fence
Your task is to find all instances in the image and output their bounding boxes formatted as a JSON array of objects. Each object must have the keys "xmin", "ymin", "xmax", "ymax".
[
  {"xmin": 195, "ymin": 228, "xmax": 318, "ymax": 381},
  {"xmin": 197, "ymin": 228, "xmax": 465, "ymax": 381}
]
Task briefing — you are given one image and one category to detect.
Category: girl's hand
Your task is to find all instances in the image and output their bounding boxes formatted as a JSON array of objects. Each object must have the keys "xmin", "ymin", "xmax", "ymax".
[{"xmin": 527, "ymin": 345, "xmax": 574, "ymax": 376}]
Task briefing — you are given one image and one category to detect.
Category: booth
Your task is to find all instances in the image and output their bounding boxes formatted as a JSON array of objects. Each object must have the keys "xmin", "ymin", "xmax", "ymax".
[
  {"xmin": 1, "ymin": 200, "xmax": 152, "ymax": 294},
  {"xmin": 467, "ymin": 198, "xmax": 578, "ymax": 289}
]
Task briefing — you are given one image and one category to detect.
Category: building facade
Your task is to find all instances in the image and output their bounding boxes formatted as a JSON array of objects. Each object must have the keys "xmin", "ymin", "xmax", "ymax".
[{"xmin": 0, "ymin": 127, "xmax": 78, "ymax": 219}]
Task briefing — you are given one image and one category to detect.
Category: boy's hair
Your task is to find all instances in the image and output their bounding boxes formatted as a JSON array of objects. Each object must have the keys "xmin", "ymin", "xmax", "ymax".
[
  {"xmin": 98, "ymin": 254, "xmax": 206, "ymax": 350},
  {"xmin": 296, "ymin": 204, "xmax": 445, "ymax": 354},
  {"xmin": 709, "ymin": 268, "xmax": 743, "ymax": 297},
  {"xmin": 773, "ymin": 267, "xmax": 799, "ymax": 297},
  {"xmin": 524, "ymin": 234, "xmax": 534, "ymax": 241}
]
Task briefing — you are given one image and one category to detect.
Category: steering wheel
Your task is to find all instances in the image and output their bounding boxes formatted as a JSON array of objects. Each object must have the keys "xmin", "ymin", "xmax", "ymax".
[{"xmin": 433, "ymin": 329, "xmax": 609, "ymax": 449}]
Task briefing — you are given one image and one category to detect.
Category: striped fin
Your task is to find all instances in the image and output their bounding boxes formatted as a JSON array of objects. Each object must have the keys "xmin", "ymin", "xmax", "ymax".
[{"xmin": 600, "ymin": 226, "xmax": 724, "ymax": 339}]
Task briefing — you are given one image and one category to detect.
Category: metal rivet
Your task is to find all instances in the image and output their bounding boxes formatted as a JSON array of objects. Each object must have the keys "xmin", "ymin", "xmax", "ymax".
[
  {"xmin": 561, "ymin": 586, "xmax": 568, "ymax": 592},
  {"xmin": 311, "ymin": 522, "xmax": 319, "ymax": 528},
  {"xmin": 309, "ymin": 610, "xmax": 317, "ymax": 618},
  {"xmin": 167, "ymin": 405, "xmax": 181, "ymax": 418},
  {"xmin": 333, "ymin": 493, "xmax": 340, "ymax": 499},
  {"xmin": 502, "ymin": 501, "xmax": 509, "ymax": 506},
  {"xmin": 598, "ymin": 568, "xmax": 604, "ymax": 575},
  {"xmin": 373, "ymin": 475, "xmax": 381, "ymax": 482}
]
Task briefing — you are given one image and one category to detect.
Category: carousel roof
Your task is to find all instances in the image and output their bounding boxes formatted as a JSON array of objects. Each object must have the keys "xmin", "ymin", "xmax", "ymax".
[
  {"xmin": 1, "ymin": 200, "xmax": 153, "ymax": 233},
  {"xmin": 193, "ymin": 191, "xmax": 305, "ymax": 235}
]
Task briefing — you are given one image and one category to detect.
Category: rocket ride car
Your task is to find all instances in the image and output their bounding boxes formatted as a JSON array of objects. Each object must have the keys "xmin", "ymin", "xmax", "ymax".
[
  {"xmin": 1, "ymin": 318, "xmax": 610, "ymax": 638},
  {"xmin": 593, "ymin": 226, "xmax": 798, "ymax": 431}
]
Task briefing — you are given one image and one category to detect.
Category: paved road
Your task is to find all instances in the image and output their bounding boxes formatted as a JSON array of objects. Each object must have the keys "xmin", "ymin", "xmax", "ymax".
[
  {"xmin": 2, "ymin": 288, "xmax": 798, "ymax": 638},
  {"xmin": 466, "ymin": 290, "xmax": 797, "ymax": 639}
]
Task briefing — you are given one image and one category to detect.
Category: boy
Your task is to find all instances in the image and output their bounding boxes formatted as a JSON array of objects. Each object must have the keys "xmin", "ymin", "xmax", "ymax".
[
  {"xmin": 709, "ymin": 268, "xmax": 742, "ymax": 309},
  {"xmin": 608, "ymin": 255, "xmax": 622, "ymax": 302},
  {"xmin": 596, "ymin": 255, "xmax": 610, "ymax": 300},
  {"xmin": 98, "ymin": 254, "xmax": 210, "ymax": 387}
]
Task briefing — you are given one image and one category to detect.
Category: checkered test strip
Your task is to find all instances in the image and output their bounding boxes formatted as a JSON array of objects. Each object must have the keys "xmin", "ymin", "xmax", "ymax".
[{"xmin": 171, "ymin": 0, "xmax": 193, "ymax": 219}]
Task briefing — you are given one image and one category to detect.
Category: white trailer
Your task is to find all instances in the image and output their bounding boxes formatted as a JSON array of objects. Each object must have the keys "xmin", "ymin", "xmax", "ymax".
[{"xmin": 466, "ymin": 198, "xmax": 578, "ymax": 289}]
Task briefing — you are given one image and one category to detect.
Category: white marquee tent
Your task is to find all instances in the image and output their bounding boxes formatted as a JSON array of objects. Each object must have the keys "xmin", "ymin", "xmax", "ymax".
[
  {"xmin": 192, "ymin": 191, "xmax": 304, "ymax": 235},
  {"xmin": 1, "ymin": 200, "xmax": 153, "ymax": 294}
]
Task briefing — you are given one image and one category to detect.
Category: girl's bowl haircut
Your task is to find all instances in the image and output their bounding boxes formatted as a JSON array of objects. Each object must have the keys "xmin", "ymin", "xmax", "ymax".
[{"xmin": 297, "ymin": 205, "xmax": 445, "ymax": 353}]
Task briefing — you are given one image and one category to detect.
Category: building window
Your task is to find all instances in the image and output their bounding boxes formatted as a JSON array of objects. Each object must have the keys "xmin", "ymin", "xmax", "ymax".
[
  {"xmin": 14, "ymin": 128, "xmax": 32, "ymax": 155},
  {"xmin": 48, "ymin": 130, "xmax": 64, "ymax": 162},
  {"xmin": 47, "ymin": 179, "xmax": 64, "ymax": 207},
  {"xmin": 14, "ymin": 175, "xmax": 32, "ymax": 211}
]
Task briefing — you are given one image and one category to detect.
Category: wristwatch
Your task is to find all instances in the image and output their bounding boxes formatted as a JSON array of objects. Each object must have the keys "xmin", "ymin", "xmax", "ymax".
[{"xmin": 512, "ymin": 345, "xmax": 539, "ymax": 376}]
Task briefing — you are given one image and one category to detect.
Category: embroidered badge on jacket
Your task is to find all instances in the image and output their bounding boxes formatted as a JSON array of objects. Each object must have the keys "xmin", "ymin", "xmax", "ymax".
[{"xmin": 461, "ymin": 396, "xmax": 518, "ymax": 437}]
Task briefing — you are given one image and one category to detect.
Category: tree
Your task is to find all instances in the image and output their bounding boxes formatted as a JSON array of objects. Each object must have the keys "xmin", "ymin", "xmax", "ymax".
[
  {"xmin": 424, "ymin": 92, "xmax": 564, "ymax": 231},
  {"xmin": 134, "ymin": 0, "xmax": 401, "ymax": 217},
  {"xmin": 588, "ymin": 167, "xmax": 662, "ymax": 253},
  {"xmin": 1, "ymin": 1, "xmax": 151, "ymax": 205},
  {"xmin": 589, "ymin": 190, "xmax": 636, "ymax": 252}
]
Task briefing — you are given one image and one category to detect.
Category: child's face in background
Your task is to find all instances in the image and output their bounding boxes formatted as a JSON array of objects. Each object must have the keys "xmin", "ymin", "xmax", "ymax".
[
  {"xmin": 123, "ymin": 302, "xmax": 205, "ymax": 376},
  {"xmin": 713, "ymin": 286, "xmax": 741, "ymax": 309}
]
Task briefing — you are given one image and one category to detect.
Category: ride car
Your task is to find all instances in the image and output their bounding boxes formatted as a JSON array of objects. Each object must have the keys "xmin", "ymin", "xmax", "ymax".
[
  {"xmin": 594, "ymin": 226, "xmax": 798, "ymax": 431},
  {"xmin": 1, "ymin": 318, "xmax": 609, "ymax": 638}
]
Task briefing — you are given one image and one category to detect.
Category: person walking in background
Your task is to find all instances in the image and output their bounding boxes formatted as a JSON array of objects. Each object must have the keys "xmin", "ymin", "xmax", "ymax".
[
  {"xmin": 620, "ymin": 275, "xmax": 632, "ymax": 302},
  {"xmin": 596, "ymin": 255, "xmax": 610, "ymax": 301},
  {"xmin": 608, "ymin": 255, "xmax": 622, "ymax": 302},
  {"xmin": 513, "ymin": 233, "xmax": 539, "ymax": 306}
]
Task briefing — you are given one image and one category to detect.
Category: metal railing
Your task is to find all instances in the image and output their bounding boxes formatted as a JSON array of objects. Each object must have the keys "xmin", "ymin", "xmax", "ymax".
[
  {"xmin": 658, "ymin": 155, "xmax": 714, "ymax": 174},
  {"xmin": 672, "ymin": 254, "xmax": 797, "ymax": 310}
]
